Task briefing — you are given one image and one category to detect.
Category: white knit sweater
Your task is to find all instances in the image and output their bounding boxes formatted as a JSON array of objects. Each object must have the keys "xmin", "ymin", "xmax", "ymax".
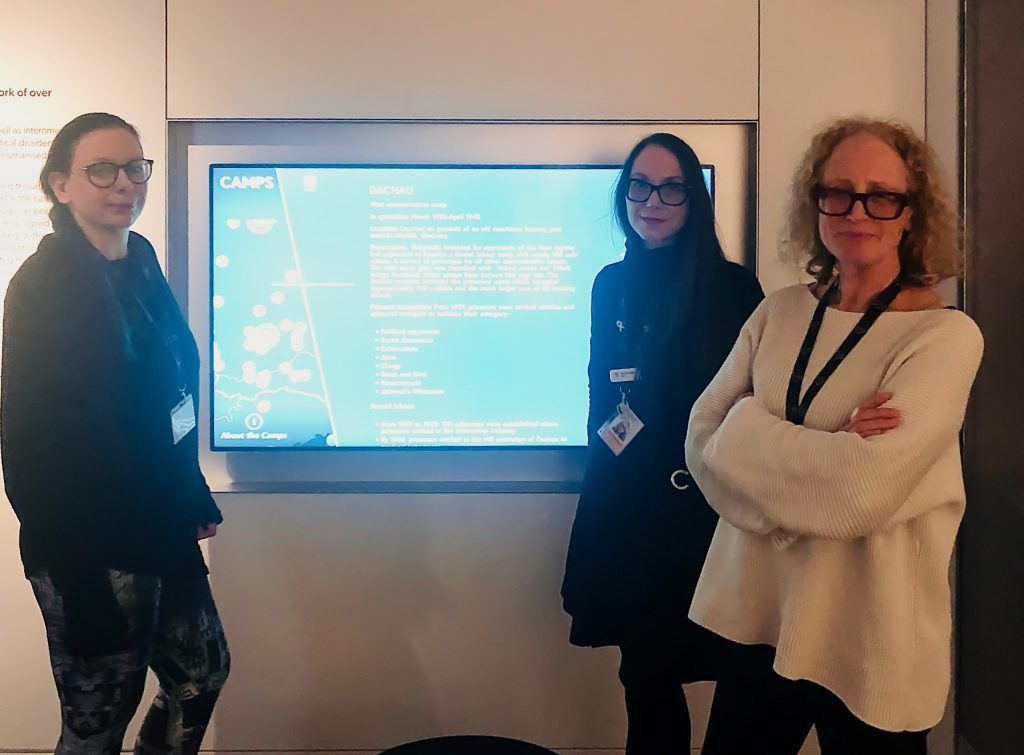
[{"xmin": 685, "ymin": 284, "xmax": 983, "ymax": 732}]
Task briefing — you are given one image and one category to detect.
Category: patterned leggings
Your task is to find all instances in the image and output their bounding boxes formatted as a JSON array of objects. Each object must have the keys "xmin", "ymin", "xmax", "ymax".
[{"xmin": 29, "ymin": 570, "xmax": 230, "ymax": 755}]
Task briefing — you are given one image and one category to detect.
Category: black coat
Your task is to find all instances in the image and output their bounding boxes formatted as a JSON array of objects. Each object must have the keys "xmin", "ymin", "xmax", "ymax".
[
  {"xmin": 561, "ymin": 242, "xmax": 763, "ymax": 650},
  {"xmin": 1, "ymin": 226, "xmax": 221, "ymax": 590}
]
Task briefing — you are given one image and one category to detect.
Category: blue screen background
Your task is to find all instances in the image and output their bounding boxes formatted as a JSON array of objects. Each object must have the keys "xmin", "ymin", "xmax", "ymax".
[{"xmin": 210, "ymin": 165, "xmax": 711, "ymax": 449}]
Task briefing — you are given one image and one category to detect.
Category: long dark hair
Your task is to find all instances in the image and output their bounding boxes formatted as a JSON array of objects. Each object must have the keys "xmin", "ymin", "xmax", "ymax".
[
  {"xmin": 613, "ymin": 134, "xmax": 725, "ymax": 378},
  {"xmin": 613, "ymin": 132, "xmax": 725, "ymax": 263},
  {"xmin": 39, "ymin": 112, "xmax": 141, "ymax": 232}
]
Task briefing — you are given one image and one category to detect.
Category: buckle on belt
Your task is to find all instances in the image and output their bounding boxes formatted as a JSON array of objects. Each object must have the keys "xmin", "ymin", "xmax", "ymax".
[{"xmin": 670, "ymin": 469, "xmax": 691, "ymax": 491}]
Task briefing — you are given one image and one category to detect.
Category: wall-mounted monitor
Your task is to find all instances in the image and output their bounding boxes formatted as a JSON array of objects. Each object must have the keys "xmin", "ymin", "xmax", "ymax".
[
  {"xmin": 178, "ymin": 122, "xmax": 749, "ymax": 489},
  {"xmin": 209, "ymin": 163, "xmax": 713, "ymax": 450}
]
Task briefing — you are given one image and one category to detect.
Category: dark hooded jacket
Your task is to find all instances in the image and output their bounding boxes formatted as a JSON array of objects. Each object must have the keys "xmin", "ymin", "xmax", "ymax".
[{"xmin": 2, "ymin": 222, "xmax": 221, "ymax": 641}]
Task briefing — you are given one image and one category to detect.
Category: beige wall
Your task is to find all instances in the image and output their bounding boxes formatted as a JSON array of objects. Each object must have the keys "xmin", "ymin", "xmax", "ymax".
[
  {"xmin": 757, "ymin": 0, "xmax": 927, "ymax": 293},
  {"xmin": 0, "ymin": 1, "xmax": 167, "ymax": 747},
  {"xmin": 0, "ymin": 1, "xmax": 953, "ymax": 753},
  {"xmin": 166, "ymin": 0, "xmax": 759, "ymax": 121}
]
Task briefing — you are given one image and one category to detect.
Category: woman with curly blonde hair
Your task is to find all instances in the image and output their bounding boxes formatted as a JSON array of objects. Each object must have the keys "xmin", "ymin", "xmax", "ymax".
[
  {"xmin": 781, "ymin": 117, "xmax": 963, "ymax": 288},
  {"xmin": 683, "ymin": 117, "xmax": 982, "ymax": 754}
]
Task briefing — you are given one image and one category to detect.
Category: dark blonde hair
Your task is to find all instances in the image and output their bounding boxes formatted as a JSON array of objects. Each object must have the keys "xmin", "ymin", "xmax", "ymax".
[{"xmin": 779, "ymin": 117, "xmax": 962, "ymax": 286}]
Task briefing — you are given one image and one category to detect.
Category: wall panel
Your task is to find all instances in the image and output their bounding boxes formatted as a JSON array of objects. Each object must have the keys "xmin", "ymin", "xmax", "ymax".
[
  {"xmin": 0, "ymin": 2, "xmax": 167, "ymax": 748},
  {"xmin": 758, "ymin": 0, "xmax": 926, "ymax": 292},
  {"xmin": 167, "ymin": 0, "xmax": 759, "ymax": 121}
]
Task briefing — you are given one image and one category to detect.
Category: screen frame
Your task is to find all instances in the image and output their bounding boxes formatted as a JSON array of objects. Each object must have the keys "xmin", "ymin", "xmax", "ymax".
[{"xmin": 175, "ymin": 122, "xmax": 751, "ymax": 491}]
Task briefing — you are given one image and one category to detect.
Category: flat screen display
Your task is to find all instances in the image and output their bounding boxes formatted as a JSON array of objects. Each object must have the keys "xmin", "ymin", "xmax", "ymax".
[{"xmin": 209, "ymin": 163, "xmax": 713, "ymax": 449}]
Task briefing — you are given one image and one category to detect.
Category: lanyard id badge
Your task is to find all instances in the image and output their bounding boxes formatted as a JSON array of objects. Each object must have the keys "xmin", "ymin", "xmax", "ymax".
[
  {"xmin": 125, "ymin": 286, "xmax": 196, "ymax": 446},
  {"xmin": 170, "ymin": 392, "xmax": 197, "ymax": 444},
  {"xmin": 610, "ymin": 367, "xmax": 638, "ymax": 383},
  {"xmin": 598, "ymin": 400, "xmax": 644, "ymax": 456},
  {"xmin": 598, "ymin": 289, "xmax": 647, "ymax": 454}
]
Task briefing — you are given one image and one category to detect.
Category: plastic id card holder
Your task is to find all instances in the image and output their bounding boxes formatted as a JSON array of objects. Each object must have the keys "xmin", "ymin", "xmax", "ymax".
[
  {"xmin": 170, "ymin": 394, "xmax": 197, "ymax": 445},
  {"xmin": 597, "ymin": 402, "xmax": 644, "ymax": 456}
]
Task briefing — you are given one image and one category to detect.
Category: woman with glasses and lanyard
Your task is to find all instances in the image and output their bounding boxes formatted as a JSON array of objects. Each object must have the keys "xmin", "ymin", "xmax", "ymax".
[
  {"xmin": 685, "ymin": 118, "xmax": 982, "ymax": 754},
  {"xmin": 561, "ymin": 133, "xmax": 763, "ymax": 754},
  {"xmin": 1, "ymin": 113, "xmax": 229, "ymax": 754}
]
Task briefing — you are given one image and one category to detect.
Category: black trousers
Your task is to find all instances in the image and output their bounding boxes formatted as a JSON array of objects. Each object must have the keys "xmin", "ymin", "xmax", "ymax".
[
  {"xmin": 618, "ymin": 617, "xmax": 727, "ymax": 755},
  {"xmin": 702, "ymin": 643, "xmax": 929, "ymax": 755}
]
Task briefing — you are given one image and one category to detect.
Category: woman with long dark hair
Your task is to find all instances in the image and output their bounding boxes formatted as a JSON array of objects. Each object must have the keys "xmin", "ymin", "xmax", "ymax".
[
  {"xmin": 1, "ymin": 112, "xmax": 229, "ymax": 753},
  {"xmin": 561, "ymin": 133, "xmax": 763, "ymax": 752}
]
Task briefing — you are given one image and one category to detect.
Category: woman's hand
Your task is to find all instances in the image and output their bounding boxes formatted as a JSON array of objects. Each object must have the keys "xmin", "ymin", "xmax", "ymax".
[
  {"xmin": 197, "ymin": 523, "xmax": 219, "ymax": 540},
  {"xmin": 842, "ymin": 392, "xmax": 901, "ymax": 438}
]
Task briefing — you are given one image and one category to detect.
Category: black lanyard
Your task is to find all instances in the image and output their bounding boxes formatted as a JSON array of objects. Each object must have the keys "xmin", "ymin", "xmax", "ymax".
[
  {"xmin": 113, "ymin": 253, "xmax": 191, "ymax": 396},
  {"xmin": 131, "ymin": 293, "xmax": 189, "ymax": 395},
  {"xmin": 612, "ymin": 295, "xmax": 644, "ymax": 404},
  {"xmin": 786, "ymin": 278, "xmax": 902, "ymax": 426}
]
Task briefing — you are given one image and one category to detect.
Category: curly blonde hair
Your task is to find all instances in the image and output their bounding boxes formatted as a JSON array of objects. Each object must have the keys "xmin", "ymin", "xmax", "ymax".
[{"xmin": 779, "ymin": 117, "xmax": 962, "ymax": 287}]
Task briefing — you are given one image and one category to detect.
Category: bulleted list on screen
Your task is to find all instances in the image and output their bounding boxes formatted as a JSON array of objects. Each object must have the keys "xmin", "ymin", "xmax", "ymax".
[{"xmin": 211, "ymin": 165, "xmax": 622, "ymax": 448}]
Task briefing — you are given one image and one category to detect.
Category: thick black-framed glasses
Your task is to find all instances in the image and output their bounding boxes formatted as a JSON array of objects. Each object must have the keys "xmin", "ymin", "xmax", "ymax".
[
  {"xmin": 813, "ymin": 184, "xmax": 911, "ymax": 220},
  {"xmin": 626, "ymin": 178, "xmax": 690, "ymax": 207},
  {"xmin": 79, "ymin": 159, "xmax": 154, "ymax": 189}
]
